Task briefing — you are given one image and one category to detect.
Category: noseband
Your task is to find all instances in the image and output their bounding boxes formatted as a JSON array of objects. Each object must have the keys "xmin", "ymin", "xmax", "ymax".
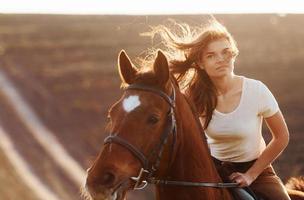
[{"xmin": 103, "ymin": 82, "xmax": 238, "ymax": 190}]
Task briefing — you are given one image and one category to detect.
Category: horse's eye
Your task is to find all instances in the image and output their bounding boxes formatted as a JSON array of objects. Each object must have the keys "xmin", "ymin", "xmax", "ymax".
[{"xmin": 147, "ymin": 115, "xmax": 159, "ymax": 124}]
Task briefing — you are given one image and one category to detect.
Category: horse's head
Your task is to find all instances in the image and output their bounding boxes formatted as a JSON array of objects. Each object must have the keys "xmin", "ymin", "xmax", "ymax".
[{"xmin": 85, "ymin": 50, "xmax": 177, "ymax": 200}]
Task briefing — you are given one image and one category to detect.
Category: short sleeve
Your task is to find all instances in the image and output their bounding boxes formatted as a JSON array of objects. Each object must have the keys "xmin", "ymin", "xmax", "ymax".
[{"xmin": 258, "ymin": 81, "xmax": 279, "ymax": 118}]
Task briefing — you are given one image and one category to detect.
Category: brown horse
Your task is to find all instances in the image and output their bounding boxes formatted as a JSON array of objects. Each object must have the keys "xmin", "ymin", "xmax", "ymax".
[{"xmin": 84, "ymin": 50, "xmax": 304, "ymax": 200}]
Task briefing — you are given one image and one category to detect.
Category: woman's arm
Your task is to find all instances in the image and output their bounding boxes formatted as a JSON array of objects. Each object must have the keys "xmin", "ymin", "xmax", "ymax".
[{"xmin": 229, "ymin": 110, "xmax": 290, "ymax": 187}]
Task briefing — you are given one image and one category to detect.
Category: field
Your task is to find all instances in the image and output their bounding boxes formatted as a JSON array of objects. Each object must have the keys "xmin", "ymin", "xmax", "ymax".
[{"xmin": 0, "ymin": 14, "xmax": 303, "ymax": 199}]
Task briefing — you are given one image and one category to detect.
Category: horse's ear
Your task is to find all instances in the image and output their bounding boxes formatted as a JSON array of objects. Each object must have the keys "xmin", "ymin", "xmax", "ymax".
[
  {"xmin": 153, "ymin": 50, "xmax": 169, "ymax": 85},
  {"xmin": 118, "ymin": 50, "xmax": 138, "ymax": 85}
]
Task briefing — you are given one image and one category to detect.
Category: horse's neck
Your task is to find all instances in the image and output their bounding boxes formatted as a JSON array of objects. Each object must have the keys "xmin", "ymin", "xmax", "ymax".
[
  {"xmin": 172, "ymin": 92, "xmax": 221, "ymax": 180},
  {"xmin": 156, "ymin": 92, "xmax": 232, "ymax": 200}
]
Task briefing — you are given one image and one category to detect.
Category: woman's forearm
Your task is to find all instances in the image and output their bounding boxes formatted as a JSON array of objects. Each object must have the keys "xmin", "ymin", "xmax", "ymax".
[
  {"xmin": 246, "ymin": 135, "xmax": 289, "ymax": 180},
  {"xmin": 247, "ymin": 111, "xmax": 290, "ymax": 180}
]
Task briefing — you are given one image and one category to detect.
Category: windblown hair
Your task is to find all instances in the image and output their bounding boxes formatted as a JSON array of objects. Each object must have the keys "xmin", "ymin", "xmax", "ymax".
[{"xmin": 139, "ymin": 18, "xmax": 239, "ymax": 129}]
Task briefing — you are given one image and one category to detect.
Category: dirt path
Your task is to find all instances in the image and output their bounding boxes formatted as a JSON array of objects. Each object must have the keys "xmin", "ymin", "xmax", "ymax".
[
  {"xmin": 0, "ymin": 69, "xmax": 86, "ymax": 186},
  {"xmin": 0, "ymin": 69, "xmax": 87, "ymax": 199},
  {"xmin": 0, "ymin": 126, "xmax": 61, "ymax": 200}
]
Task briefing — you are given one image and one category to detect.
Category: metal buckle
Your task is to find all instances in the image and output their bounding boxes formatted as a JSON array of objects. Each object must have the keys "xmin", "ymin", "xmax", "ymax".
[{"xmin": 130, "ymin": 168, "xmax": 149, "ymax": 190}]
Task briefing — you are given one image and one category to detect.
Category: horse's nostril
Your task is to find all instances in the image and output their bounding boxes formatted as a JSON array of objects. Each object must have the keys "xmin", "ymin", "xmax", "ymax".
[{"xmin": 100, "ymin": 172, "xmax": 116, "ymax": 186}]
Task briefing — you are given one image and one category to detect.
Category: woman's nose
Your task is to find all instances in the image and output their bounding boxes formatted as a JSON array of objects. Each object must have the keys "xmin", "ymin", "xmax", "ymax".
[{"xmin": 216, "ymin": 54, "xmax": 225, "ymax": 62}]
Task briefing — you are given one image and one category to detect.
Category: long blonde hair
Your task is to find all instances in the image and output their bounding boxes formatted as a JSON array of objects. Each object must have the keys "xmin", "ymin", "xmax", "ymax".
[{"xmin": 140, "ymin": 19, "xmax": 239, "ymax": 129}]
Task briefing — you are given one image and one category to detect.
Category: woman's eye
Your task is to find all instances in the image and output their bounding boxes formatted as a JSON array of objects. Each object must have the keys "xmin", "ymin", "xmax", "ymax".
[
  {"xmin": 147, "ymin": 115, "xmax": 159, "ymax": 125},
  {"xmin": 206, "ymin": 55, "xmax": 214, "ymax": 59},
  {"xmin": 223, "ymin": 50, "xmax": 231, "ymax": 55},
  {"xmin": 225, "ymin": 48, "xmax": 233, "ymax": 54}
]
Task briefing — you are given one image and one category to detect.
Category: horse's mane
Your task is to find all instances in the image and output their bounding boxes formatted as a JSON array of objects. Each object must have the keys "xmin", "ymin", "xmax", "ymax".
[
  {"xmin": 121, "ymin": 62, "xmax": 178, "ymax": 90},
  {"xmin": 120, "ymin": 69, "xmax": 158, "ymax": 89},
  {"xmin": 170, "ymin": 73, "xmax": 212, "ymax": 166},
  {"xmin": 135, "ymin": 71, "xmax": 160, "ymax": 86},
  {"xmin": 286, "ymin": 177, "xmax": 304, "ymax": 192}
]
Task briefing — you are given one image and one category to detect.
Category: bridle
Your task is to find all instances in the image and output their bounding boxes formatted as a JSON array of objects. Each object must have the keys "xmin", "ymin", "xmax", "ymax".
[
  {"xmin": 104, "ymin": 82, "xmax": 177, "ymax": 189},
  {"xmin": 103, "ymin": 81, "xmax": 238, "ymax": 191}
]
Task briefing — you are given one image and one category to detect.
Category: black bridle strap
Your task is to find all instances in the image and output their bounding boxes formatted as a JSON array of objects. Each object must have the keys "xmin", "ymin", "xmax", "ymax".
[
  {"xmin": 104, "ymin": 135, "xmax": 149, "ymax": 169},
  {"xmin": 126, "ymin": 84, "xmax": 175, "ymax": 108},
  {"xmin": 148, "ymin": 179, "xmax": 239, "ymax": 188},
  {"xmin": 148, "ymin": 112, "xmax": 175, "ymax": 172}
]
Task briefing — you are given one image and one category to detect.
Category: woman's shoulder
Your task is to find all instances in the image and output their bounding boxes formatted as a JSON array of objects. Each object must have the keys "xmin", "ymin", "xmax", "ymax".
[
  {"xmin": 242, "ymin": 76, "xmax": 262, "ymax": 85},
  {"xmin": 243, "ymin": 76, "xmax": 264, "ymax": 89},
  {"xmin": 242, "ymin": 76, "xmax": 265, "ymax": 94}
]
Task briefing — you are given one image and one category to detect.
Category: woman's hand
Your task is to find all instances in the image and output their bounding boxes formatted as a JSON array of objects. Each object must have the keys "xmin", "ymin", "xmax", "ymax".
[{"xmin": 229, "ymin": 172, "xmax": 256, "ymax": 187}]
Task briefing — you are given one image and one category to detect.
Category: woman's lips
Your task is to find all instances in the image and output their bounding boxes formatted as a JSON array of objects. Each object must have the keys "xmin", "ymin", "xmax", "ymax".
[{"xmin": 216, "ymin": 65, "xmax": 229, "ymax": 70}]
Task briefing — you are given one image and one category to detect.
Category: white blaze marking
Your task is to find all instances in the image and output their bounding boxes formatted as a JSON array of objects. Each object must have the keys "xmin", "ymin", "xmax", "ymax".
[{"xmin": 123, "ymin": 95, "xmax": 140, "ymax": 112}]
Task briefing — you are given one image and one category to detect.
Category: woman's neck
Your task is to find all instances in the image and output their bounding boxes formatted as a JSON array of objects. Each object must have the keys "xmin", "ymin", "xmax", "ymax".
[{"xmin": 211, "ymin": 74, "xmax": 239, "ymax": 96}]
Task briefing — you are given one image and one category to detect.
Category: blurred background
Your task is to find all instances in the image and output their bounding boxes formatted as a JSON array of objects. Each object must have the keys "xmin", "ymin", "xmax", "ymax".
[{"xmin": 0, "ymin": 1, "xmax": 303, "ymax": 200}]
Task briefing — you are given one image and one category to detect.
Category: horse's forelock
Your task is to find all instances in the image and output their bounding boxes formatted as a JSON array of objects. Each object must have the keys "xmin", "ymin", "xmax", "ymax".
[{"xmin": 134, "ymin": 71, "xmax": 163, "ymax": 87}]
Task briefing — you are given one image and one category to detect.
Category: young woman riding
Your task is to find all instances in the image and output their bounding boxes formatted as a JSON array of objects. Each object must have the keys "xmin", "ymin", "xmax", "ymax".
[{"xmin": 150, "ymin": 19, "xmax": 291, "ymax": 200}]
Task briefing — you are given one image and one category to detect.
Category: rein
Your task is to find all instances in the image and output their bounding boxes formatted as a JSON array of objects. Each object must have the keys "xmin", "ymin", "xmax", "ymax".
[{"xmin": 103, "ymin": 81, "xmax": 239, "ymax": 190}]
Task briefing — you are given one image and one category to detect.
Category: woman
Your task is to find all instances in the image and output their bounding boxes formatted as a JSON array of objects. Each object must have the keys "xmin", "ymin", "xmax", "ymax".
[{"xmin": 147, "ymin": 19, "xmax": 291, "ymax": 199}]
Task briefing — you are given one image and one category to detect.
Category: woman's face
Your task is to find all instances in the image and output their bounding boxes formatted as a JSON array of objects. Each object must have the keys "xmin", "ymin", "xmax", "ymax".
[{"xmin": 200, "ymin": 38, "xmax": 236, "ymax": 79}]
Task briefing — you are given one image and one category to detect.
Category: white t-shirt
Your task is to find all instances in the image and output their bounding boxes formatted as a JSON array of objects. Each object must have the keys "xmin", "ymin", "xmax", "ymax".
[{"xmin": 205, "ymin": 77, "xmax": 279, "ymax": 162}]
